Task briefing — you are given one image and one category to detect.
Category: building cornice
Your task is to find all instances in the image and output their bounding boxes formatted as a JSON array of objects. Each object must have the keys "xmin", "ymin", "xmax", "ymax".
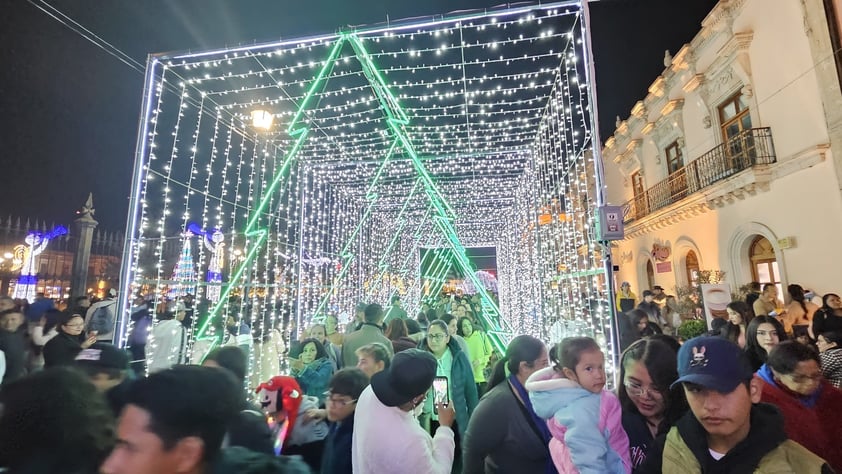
[{"xmin": 602, "ymin": 0, "xmax": 755, "ymax": 152}]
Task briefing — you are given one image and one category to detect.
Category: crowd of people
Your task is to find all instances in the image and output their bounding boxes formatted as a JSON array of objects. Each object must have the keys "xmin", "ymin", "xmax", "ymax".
[{"xmin": 0, "ymin": 284, "xmax": 840, "ymax": 473}]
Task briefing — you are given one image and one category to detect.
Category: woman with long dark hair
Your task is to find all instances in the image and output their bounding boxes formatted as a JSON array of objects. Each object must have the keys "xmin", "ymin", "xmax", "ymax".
[
  {"xmin": 618, "ymin": 337, "xmax": 687, "ymax": 469},
  {"xmin": 385, "ymin": 318, "xmax": 416, "ymax": 353},
  {"xmin": 783, "ymin": 284, "xmax": 818, "ymax": 336},
  {"xmin": 812, "ymin": 293, "xmax": 842, "ymax": 337},
  {"xmin": 463, "ymin": 335, "xmax": 554, "ymax": 473},
  {"xmin": 744, "ymin": 315, "xmax": 787, "ymax": 371},
  {"xmin": 720, "ymin": 301, "xmax": 753, "ymax": 348}
]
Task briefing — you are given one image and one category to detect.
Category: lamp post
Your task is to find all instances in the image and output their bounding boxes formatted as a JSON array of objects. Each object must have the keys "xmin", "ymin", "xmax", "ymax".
[
  {"xmin": 251, "ymin": 109, "xmax": 274, "ymax": 130},
  {"xmin": 70, "ymin": 193, "xmax": 98, "ymax": 299}
]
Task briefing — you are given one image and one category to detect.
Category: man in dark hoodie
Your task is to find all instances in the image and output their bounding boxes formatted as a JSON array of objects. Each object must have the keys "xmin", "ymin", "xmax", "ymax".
[{"xmin": 636, "ymin": 336, "xmax": 831, "ymax": 474}]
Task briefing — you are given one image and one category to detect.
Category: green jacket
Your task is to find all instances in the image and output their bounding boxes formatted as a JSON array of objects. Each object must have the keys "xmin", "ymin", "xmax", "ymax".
[
  {"xmin": 663, "ymin": 430, "xmax": 829, "ymax": 474},
  {"xmin": 636, "ymin": 403, "xmax": 831, "ymax": 474},
  {"xmin": 462, "ymin": 331, "xmax": 493, "ymax": 383},
  {"xmin": 419, "ymin": 336, "xmax": 479, "ymax": 437}
]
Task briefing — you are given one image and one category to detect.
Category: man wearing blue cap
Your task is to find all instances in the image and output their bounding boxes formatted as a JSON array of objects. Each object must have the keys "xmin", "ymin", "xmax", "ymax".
[{"xmin": 636, "ymin": 336, "xmax": 831, "ymax": 473}]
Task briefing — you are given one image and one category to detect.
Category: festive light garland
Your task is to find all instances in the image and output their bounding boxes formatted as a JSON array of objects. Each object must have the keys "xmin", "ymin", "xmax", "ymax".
[{"xmin": 121, "ymin": 1, "xmax": 620, "ymax": 385}]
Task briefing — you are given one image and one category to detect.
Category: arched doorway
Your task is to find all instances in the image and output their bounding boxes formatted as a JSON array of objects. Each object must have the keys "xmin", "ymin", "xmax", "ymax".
[
  {"xmin": 646, "ymin": 260, "xmax": 655, "ymax": 290},
  {"xmin": 750, "ymin": 236, "xmax": 781, "ymax": 296},
  {"xmin": 685, "ymin": 250, "xmax": 699, "ymax": 287}
]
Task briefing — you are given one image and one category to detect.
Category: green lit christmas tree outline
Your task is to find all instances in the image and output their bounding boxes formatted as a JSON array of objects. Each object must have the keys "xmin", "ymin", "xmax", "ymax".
[{"xmin": 193, "ymin": 32, "xmax": 512, "ymax": 354}]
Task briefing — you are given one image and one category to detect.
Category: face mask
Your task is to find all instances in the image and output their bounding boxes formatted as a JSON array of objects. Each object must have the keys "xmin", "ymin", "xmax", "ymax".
[{"xmin": 411, "ymin": 398, "xmax": 425, "ymax": 418}]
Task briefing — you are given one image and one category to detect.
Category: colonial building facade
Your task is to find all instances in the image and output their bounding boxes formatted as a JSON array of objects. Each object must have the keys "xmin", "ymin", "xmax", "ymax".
[{"xmin": 603, "ymin": 0, "xmax": 842, "ymax": 297}]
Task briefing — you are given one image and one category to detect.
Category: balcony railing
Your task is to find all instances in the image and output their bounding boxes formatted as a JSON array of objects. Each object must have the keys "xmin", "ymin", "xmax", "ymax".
[{"xmin": 623, "ymin": 127, "xmax": 776, "ymax": 223}]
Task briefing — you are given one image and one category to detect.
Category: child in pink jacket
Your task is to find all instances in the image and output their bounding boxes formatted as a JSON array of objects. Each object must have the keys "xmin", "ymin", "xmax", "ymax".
[{"xmin": 526, "ymin": 337, "xmax": 631, "ymax": 474}]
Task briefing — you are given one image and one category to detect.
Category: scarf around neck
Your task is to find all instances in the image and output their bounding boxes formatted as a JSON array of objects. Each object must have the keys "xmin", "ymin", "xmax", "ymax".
[{"xmin": 509, "ymin": 373, "xmax": 556, "ymax": 474}]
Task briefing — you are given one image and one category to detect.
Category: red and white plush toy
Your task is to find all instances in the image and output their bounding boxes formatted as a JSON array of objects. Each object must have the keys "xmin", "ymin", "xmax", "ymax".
[{"xmin": 256, "ymin": 376, "xmax": 303, "ymax": 454}]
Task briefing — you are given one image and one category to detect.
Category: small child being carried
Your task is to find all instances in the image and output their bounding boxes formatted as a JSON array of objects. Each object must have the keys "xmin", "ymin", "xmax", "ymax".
[{"xmin": 526, "ymin": 336, "xmax": 631, "ymax": 474}]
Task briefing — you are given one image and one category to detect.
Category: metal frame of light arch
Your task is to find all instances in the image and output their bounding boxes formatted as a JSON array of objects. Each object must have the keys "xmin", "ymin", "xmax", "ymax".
[{"xmin": 193, "ymin": 32, "xmax": 511, "ymax": 352}]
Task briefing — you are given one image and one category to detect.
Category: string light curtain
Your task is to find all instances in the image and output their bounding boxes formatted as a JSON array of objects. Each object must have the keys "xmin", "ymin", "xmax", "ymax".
[{"xmin": 119, "ymin": 0, "xmax": 619, "ymax": 384}]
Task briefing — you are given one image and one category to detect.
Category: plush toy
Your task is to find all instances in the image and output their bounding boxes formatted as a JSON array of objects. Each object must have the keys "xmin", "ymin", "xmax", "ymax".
[{"xmin": 256, "ymin": 376, "xmax": 303, "ymax": 454}]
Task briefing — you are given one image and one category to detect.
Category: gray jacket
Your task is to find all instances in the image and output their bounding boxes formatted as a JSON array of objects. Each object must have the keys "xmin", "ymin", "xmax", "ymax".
[{"xmin": 340, "ymin": 323, "xmax": 393, "ymax": 368}]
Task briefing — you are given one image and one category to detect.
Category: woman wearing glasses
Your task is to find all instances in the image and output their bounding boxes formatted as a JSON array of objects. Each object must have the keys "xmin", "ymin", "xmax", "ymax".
[
  {"xmin": 418, "ymin": 319, "xmax": 479, "ymax": 472},
  {"xmin": 757, "ymin": 341, "xmax": 842, "ymax": 471},
  {"xmin": 617, "ymin": 337, "xmax": 687, "ymax": 469},
  {"xmin": 43, "ymin": 312, "xmax": 97, "ymax": 368}
]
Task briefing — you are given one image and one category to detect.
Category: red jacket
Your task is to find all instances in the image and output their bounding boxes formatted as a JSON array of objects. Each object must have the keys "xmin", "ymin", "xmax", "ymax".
[{"xmin": 757, "ymin": 374, "xmax": 842, "ymax": 471}]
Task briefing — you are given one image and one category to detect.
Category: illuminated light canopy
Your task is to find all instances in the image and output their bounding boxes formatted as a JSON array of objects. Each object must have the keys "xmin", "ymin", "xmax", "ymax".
[{"xmin": 119, "ymin": 0, "xmax": 621, "ymax": 384}]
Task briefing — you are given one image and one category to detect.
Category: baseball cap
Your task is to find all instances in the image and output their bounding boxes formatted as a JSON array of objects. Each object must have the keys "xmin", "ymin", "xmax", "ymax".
[
  {"xmin": 75, "ymin": 343, "xmax": 130, "ymax": 370},
  {"xmin": 671, "ymin": 336, "xmax": 753, "ymax": 393},
  {"xmin": 642, "ymin": 290, "xmax": 654, "ymax": 297},
  {"xmin": 370, "ymin": 349, "xmax": 436, "ymax": 407},
  {"xmin": 653, "ymin": 285, "xmax": 664, "ymax": 291}
]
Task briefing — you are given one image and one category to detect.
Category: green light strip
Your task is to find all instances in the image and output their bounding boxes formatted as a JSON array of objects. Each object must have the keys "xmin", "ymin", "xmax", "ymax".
[
  {"xmin": 369, "ymin": 201, "xmax": 434, "ymax": 298},
  {"xmin": 373, "ymin": 179, "xmax": 422, "ymax": 271},
  {"xmin": 310, "ymin": 138, "xmax": 401, "ymax": 317},
  {"xmin": 194, "ymin": 37, "xmax": 347, "ymax": 343},
  {"xmin": 287, "ymin": 37, "xmax": 348, "ymax": 134},
  {"xmin": 192, "ymin": 228, "xmax": 267, "ymax": 346},
  {"xmin": 347, "ymin": 33, "xmax": 508, "ymax": 351},
  {"xmin": 422, "ymin": 248, "xmax": 453, "ymax": 302}
]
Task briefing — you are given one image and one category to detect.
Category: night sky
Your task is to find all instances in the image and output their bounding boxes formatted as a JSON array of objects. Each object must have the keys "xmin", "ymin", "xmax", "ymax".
[{"xmin": 0, "ymin": 0, "xmax": 717, "ymax": 232}]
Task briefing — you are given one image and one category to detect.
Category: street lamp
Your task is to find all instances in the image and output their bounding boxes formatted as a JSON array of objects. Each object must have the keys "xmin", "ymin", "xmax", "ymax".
[{"xmin": 251, "ymin": 110, "xmax": 274, "ymax": 130}]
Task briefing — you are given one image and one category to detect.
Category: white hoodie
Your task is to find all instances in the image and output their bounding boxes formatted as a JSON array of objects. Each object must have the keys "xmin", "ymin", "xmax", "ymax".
[{"xmin": 147, "ymin": 319, "xmax": 187, "ymax": 373}]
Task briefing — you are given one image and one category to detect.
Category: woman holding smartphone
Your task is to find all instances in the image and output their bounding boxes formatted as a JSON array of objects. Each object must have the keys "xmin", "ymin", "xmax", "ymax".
[{"xmin": 419, "ymin": 320, "xmax": 478, "ymax": 472}]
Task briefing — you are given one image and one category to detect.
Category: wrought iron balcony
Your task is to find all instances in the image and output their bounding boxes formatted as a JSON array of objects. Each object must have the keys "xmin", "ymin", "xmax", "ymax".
[{"xmin": 622, "ymin": 127, "xmax": 776, "ymax": 223}]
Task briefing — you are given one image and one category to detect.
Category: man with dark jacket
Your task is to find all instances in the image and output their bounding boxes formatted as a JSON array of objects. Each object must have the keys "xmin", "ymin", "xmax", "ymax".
[
  {"xmin": 128, "ymin": 294, "xmax": 152, "ymax": 375},
  {"xmin": 637, "ymin": 290, "xmax": 664, "ymax": 327},
  {"xmin": 636, "ymin": 336, "xmax": 831, "ymax": 473}
]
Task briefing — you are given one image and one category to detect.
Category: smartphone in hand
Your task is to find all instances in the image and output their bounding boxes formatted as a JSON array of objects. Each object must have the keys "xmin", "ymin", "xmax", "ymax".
[{"xmin": 433, "ymin": 376, "xmax": 449, "ymax": 406}]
